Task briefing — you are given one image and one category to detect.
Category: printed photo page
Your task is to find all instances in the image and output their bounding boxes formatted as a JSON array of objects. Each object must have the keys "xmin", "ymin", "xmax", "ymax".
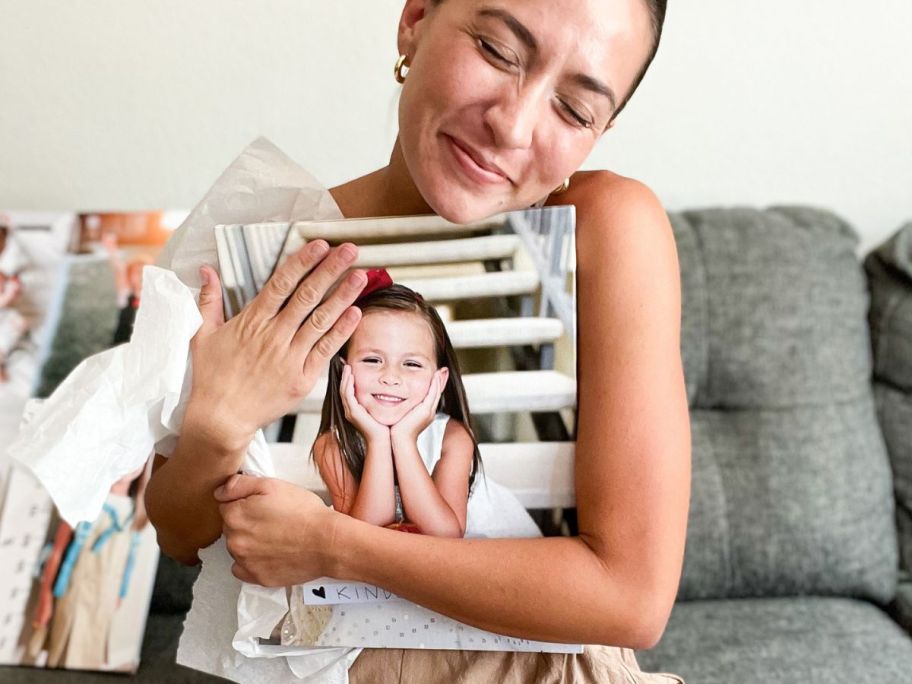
[
  {"xmin": 0, "ymin": 214, "xmax": 166, "ymax": 673},
  {"xmin": 215, "ymin": 207, "xmax": 579, "ymax": 654}
]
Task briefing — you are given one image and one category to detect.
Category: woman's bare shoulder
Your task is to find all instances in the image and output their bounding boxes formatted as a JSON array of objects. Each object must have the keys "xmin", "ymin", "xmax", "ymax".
[
  {"xmin": 551, "ymin": 169, "xmax": 677, "ymax": 299},
  {"xmin": 550, "ymin": 170, "xmax": 669, "ymax": 238}
]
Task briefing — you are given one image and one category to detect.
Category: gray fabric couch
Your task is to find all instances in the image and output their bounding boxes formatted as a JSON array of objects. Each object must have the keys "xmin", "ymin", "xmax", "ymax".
[
  {"xmin": 4, "ymin": 207, "xmax": 912, "ymax": 683},
  {"xmin": 636, "ymin": 209, "xmax": 912, "ymax": 682}
]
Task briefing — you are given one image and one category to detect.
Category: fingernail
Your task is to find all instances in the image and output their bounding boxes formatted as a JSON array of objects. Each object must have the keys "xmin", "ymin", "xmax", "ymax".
[
  {"xmin": 199, "ymin": 266, "xmax": 210, "ymax": 286},
  {"xmin": 309, "ymin": 240, "xmax": 330, "ymax": 257},
  {"xmin": 347, "ymin": 271, "xmax": 366, "ymax": 287},
  {"xmin": 340, "ymin": 243, "xmax": 358, "ymax": 261}
]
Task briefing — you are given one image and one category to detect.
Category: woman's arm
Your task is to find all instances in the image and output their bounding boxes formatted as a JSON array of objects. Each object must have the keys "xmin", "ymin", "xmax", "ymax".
[
  {"xmin": 221, "ymin": 173, "xmax": 690, "ymax": 647},
  {"xmin": 145, "ymin": 241, "xmax": 366, "ymax": 564},
  {"xmin": 145, "ymin": 404, "xmax": 250, "ymax": 565}
]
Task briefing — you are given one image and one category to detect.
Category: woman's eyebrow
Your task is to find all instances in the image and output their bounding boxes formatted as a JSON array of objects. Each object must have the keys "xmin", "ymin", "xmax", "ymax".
[
  {"xmin": 477, "ymin": 6, "xmax": 618, "ymax": 114},
  {"xmin": 478, "ymin": 7, "xmax": 538, "ymax": 51},
  {"xmin": 572, "ymin": 74, "xmax": 618, "ymax": 115}
]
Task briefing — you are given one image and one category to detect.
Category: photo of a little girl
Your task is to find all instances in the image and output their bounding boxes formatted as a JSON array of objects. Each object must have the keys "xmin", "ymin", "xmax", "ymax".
[{"xmin": 312, "ymin": 271, "xmax": 481, "ymax": 538}]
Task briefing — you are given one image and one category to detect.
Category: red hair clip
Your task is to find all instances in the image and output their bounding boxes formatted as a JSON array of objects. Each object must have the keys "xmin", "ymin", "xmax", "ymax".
[{"xmin": 354, "ymin": 268, "xmax": 393, "ymax": 306}]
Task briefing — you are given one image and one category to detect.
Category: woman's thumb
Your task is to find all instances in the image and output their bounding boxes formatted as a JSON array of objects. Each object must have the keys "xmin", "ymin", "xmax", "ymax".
[
  {"xmin": 214, "ymin": 474, "xmax": 261, "ymax": 502},
  {"xmin": 197, "ymin": 265, "xmax": 225, "ymax": 332}
]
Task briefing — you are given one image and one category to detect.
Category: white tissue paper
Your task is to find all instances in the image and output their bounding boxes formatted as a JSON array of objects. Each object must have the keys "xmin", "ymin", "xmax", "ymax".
[{"xmin": 9, "ymin": 137, "xmax": 357, "ymax": 682}]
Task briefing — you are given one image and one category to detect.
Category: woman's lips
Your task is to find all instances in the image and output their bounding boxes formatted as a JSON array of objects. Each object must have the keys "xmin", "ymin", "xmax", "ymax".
[{"xmin": 444, "ymin": 135, "xmax": 511, "ymax": 186}]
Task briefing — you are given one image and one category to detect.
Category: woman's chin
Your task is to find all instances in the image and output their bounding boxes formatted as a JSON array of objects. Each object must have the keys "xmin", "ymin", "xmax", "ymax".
[{"xmin": 421, "ymin": 183, "xmax": 521, "ymax": 224}]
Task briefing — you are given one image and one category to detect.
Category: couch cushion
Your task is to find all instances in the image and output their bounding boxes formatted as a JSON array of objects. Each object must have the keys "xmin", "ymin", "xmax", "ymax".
[
  {"xmin": 865, "ymin": 222, "xmax": 912, "ymax": 575},
  {"xmin": 672, "ymin": 207, "xmax": 897, "ymax": 601},
  {"xmin": 636, "ymin": 597, "xmax": 912, "ymax": 684},
  {"xmin": 151, "ymin": 554, "xmax": 201, "ymax": 614}
]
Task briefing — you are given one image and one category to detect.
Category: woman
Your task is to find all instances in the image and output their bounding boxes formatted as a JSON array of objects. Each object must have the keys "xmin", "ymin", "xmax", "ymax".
[{"xmin": 146, "ymin": 0, "xmax": 690, "ymax": 680}]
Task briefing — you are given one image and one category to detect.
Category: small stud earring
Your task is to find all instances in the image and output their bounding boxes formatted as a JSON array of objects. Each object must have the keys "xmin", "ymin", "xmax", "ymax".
[{"xmin": 394, "ymin": 54, "xmax": 409, "ymax": 84}]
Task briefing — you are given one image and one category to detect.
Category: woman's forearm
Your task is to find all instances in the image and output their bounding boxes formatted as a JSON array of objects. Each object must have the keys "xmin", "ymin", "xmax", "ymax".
[
  {"xmin": 348, "ymin": 440, "xmax": 396, "ymax": 525},
  {"xmin": 391, "ymin": 437, "xmax": 462, "ymax": 536},
  {"xmin": 145, "ymin": 407, "xmax": 248, "ymax": 564},
  {"xmin": 330, "ymin": 516, "xmax": 658, "ymax": 649}
]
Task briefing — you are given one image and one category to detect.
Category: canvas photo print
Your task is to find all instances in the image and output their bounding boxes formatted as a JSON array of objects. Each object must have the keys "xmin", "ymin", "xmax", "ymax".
[
  {"xmin": 0, "ymin": 211, "xmax": 166, "ymax": 674},
  {"xmin": 215, "ymin": 206, "xmax": 579, "ymax": 654}
]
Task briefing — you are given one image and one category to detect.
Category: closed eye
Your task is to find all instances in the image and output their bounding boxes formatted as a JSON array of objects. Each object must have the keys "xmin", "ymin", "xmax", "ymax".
[
  {"xmin": 404, "ymin": 361, "xmax": 424, "ymax": 369},
  {"xmin": 477, "ymin": 36, "xmax": 518, "ymax": 68},
  {"xmin": 362, "ymin": 357, "xmax": 381, "ymax": 364},
  {"xmin": 557, "ymin": 99, "xmax": 594, "ymax": 129}
]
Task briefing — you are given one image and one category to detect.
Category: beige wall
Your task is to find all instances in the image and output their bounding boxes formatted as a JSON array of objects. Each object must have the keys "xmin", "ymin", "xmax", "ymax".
[{"xmin": 2, "ymin": 1, "xmax": 910, "ymax": 254}]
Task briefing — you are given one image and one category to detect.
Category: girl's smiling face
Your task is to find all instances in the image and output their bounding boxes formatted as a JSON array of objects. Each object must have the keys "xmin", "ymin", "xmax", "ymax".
[{"xmin": 346, "ymin": 310, "xmax": 449, "ymax": 426}]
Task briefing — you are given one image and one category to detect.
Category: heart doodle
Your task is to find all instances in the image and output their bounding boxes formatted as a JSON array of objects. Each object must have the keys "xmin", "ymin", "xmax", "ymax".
[{"xmin": 312, "ymin": 586, "xmax": 326, "ymax": 599}]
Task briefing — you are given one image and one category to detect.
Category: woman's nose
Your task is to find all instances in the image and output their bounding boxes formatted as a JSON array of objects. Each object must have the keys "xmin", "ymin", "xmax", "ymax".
[{"xmin": 483, "ymin": 83, "xmax": 546, "ymax": 150}]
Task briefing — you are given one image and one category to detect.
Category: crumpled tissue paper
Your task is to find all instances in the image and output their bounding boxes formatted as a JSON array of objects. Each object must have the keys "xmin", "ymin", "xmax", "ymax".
[{"xmin": 9, "ymin": 137, "xmax": 358, "ymax": 683}]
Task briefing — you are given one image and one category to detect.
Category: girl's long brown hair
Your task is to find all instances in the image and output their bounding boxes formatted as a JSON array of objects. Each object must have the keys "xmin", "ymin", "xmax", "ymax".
[{"xmin": 312, "ymin": 284, "xmax": 482, "ymax": 495}]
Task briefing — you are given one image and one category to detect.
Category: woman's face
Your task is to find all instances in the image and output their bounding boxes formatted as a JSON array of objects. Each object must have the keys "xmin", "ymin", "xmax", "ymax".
[
  {"xmin": 346, "ymin": 310, "xmax": 448, "ymax": 426},
  {"xmin": 396, "ymin": 0, "xmax": 654, "ymax": 222}
]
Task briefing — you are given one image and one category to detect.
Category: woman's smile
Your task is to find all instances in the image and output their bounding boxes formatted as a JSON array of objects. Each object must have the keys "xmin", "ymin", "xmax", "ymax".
[{"xmin": 443, "ymin": 134, "xmax": 513, "ymax": 186}]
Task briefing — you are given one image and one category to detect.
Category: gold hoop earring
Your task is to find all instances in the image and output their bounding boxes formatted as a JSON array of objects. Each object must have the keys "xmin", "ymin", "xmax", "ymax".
[
  {"xmin": 394, "ymin": 54, "xmax": 409, "ymax": 84},
  {"xmin": 551, "ymin": 177, "xmax": 571, "ymax": 195}
]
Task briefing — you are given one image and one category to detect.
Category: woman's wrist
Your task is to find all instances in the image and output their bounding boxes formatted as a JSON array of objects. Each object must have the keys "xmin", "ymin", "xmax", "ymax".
[
  {"xmin": 182, "ymin": 399, "xmax": 254, "ymax": 454},
  {"xmin": 325, "ymin": 510, "xmax": 379, "ymax": 582}
]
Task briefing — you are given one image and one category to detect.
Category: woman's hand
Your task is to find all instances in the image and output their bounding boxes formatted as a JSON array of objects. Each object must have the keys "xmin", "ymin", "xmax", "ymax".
[
  {"xmin": 340, "ymin": 363, "xmax": 390, "ymax": 445},
  {"xmin": 215, "ymin": 474, "xmax": 338, "ymax": 586},
  {"xmin": 389, "ymin": 369, "xmax": 447, "ymax": 445},
  {"xmin": 186, "ymin": 241, "xmax": 366, "ymax": 449}
]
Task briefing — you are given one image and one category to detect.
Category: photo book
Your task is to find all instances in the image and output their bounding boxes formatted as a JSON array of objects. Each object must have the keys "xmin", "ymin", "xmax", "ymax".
[
  {"xmin": 215, "ymin": 207, "xmax": 581, "ymax": 654},
  {"xmin": 0, "ymin": 211, "xmax": 166, "ymax": 674}
]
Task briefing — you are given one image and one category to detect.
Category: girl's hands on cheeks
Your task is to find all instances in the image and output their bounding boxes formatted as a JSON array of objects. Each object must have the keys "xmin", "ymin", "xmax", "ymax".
[
  {"xmin": 187, "ymin": 241, "xmax": 366, "ymax": 449},
  {"xmin": 340, "ymin": 363, "xmax": 390, "ymax": 445},
  {"xmin": 390, "ymin": 368, "xmax": 448, "ymax": 444},
  {"xmin": 215, "ymin": 475, "xmax": 336, "ymax": 586}
]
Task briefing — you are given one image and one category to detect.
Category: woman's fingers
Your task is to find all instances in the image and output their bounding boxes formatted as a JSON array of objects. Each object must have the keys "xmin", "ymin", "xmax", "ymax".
[
  {"xmin": 196, "ymin": 265, "xmax": 225, "ymax": 337},
  {"xmin": 273, "ymin": 243, "xmax": 360, "ymax": 334},
  {"xmin": 292, "ymin": 268, "xmax": 366, "ymax": 350},
  {"xmin": 300, "ymin": 307, "xmax": 363, "ymax": 387},
  {"xmin": 252, "ymin": 239, "xmax": 333, "ymax": 319}
]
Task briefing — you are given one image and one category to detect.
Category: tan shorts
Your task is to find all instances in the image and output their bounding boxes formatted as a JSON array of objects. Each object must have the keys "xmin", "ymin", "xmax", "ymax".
[{"xmin": 349, "ymin": 645, "xmax": 685, "ymax": 683}]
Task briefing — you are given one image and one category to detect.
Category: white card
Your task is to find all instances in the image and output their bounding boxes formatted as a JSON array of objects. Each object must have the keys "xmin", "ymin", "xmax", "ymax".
[{"xmin": 300, "ymin": 577, "xmax": 401, "ymax": 605}]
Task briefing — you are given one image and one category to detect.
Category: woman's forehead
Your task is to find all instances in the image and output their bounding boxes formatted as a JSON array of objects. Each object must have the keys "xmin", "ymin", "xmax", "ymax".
[{"xmin": 441, "ymin": 0, "xmax": 653, "ymax": 94}]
